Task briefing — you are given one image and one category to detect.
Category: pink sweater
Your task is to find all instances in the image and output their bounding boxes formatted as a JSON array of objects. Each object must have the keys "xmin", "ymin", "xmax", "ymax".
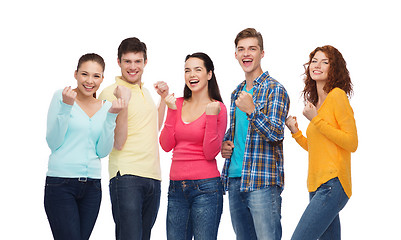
[{"xmin": 159, "ymin": 98, "xmax": 227, "ymax": 180}]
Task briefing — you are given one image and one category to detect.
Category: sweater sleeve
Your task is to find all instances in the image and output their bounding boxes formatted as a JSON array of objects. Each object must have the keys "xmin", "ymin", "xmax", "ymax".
[
  {"xmin": 292, "ymin": 130, "xmax": 308, "ymax": 151},
  {"xmin": 311, "ymin": 89, "xmax": 358, "ymax": 152},
  {"xmin": 46, "ymin": 90, "xmax": 73, "ymax": 151},
  {"xmin": 159, "ymin": 107, "xmax": 178, "ymax": 152},
  {"xmin": 203, "ymin": 102, "xmax": 228, "ymax": 160},
  {"xmin": 96, "ymin": 109, "xmax": 118, "ymax": 158}
]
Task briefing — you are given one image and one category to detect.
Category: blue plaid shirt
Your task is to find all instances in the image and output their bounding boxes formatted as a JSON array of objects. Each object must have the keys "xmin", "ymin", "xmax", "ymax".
[{"xmin": 221, "ymin": 71, "xmax": 290, "ymax": 192}]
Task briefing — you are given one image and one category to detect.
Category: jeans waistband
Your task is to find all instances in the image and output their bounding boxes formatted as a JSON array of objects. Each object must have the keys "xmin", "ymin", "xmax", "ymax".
[{"xmin": 46, "ymin": 176, "xmax": 100, "ymax": 183}]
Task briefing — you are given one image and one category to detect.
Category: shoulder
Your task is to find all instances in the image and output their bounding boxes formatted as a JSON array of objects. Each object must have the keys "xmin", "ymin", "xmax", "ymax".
[
  {"xmin": 51, "ymin": 89, "xmax": 63, "ymax": 101},
  {"xmin": 328, "ymin": 88, "xmax": 348, "ymax": 102},
  {"xmin": 99, "ymin": 83, "xmax": 117, "ymax": 100}
]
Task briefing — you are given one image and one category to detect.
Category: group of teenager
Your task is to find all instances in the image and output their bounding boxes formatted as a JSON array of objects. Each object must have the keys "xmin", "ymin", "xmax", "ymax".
[{"xmin": 44, "ymin": 28, "xmax": 358, "ymax": 240}]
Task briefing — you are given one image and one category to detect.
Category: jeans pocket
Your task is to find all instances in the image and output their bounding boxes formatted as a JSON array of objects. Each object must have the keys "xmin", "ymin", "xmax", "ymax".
[
  {"xmin": 45, "ymin": 177, "xmax": 68, "ymax": 187},
  {"xmin": 196, "ymin": 178, "xmax": 220, "ymax": 194},
  {"xmin": 93, "ymin": 180, "xmax": 102, "ymax": 191}
]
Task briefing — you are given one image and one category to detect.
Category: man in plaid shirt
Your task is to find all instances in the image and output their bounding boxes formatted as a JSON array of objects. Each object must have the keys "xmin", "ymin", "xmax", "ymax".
[{"xmin": 221, "ymin": 28, "xmax": 290, "ymax": 240}]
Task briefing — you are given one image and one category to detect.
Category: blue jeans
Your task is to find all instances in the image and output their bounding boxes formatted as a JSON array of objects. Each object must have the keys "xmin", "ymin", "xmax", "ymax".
[
  {"xmin": 228, "ymin": 177, "xmax": 282, "ymax": 240},
  {"xmin": 167, "ymin": 177, "xmax": 223, "ymax": 240},
  {"xmin": 44, "ymin": 176, "xmax": 102, "ymax": 240},
  {"xmin": 109, "ymin": 173, "xmax": 161, "ymax": 240},
  {"xmin": 291, "ymin": 177, "xmax": 349, "ymax": 240}
]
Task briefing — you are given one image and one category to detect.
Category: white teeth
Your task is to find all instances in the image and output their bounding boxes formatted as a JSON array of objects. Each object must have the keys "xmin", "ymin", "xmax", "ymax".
[
  {"xmin": 84, "ymin": 85, "xmax": 94, "ymax": 89},
  {"xmin": 190, "ymin": 80, "xmax": 199, "ymax": 84}
]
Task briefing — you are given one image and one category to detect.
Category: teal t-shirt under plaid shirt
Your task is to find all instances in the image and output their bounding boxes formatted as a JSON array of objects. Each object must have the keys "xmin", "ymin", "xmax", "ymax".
[
  {"xmin": 221, "ymin": 71, "xmax": 290, "ymax": 192},
  {"xmin": 228, "ymin": 84, "xmax": 253, "ymax": 177}
]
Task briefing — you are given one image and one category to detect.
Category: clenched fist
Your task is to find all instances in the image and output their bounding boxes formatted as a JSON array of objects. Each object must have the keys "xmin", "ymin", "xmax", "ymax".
[
  {"xmin": 205, "ymin": 101, "xmax": 221, "ymax": 115},
  {"xmin": 154, "ymin": 81, "xmax": 169, "ymax": 99},
  {"xmin": 303, "ymin": 101, "xmax": 318, "ymax": 121},
  {"xmin": 113, "ymin": 85, "xmax": 131, "ymax": 105},
  {"xmin": 285, "ymin": 115, "xmax": 299, "ymax": 134},
  {"xmin": 108, "ymin": 98, "xmax": 125, "ymax": 114},
  {"xmin": 164, "ymin": 93, "xmax": 177, "ymax": 110},
  {"xmin": 221, "ymin": 140, "xmax": 234, "ymax": 159},
  {"xmin": 62, "ymin": 86, "xmax": 77, "ymax": 105},
  {"xmin": 235, "ymin": 91, "xmax": 255, "ymax": 115}
]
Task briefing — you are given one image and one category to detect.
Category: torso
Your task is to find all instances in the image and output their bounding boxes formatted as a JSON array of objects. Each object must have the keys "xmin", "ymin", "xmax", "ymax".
[
  {"xmin": 75, "ymin": 99, "xmax": 103, "ymax": 118},
  {"xmin": 181, "ymin": 99, "xmax": 212, "ymax": 123}
]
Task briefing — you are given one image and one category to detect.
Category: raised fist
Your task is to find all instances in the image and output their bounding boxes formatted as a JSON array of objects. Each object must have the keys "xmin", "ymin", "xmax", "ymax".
[
  {"xmin": 62, "ymin": 86, "xmax": 77, "ymax": 105},
  {"xmin": 205, "ymin": 101, "xmax": 221, "ymax": 115}
]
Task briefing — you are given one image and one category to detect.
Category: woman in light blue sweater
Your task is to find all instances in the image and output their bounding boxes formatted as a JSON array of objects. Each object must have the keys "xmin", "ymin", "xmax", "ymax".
[{"xmin": 44, "ymin": 53, "xmax": 125, "ymax": 240}]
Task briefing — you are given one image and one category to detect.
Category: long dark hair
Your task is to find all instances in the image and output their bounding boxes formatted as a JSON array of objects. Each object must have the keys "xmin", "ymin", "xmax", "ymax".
[
  {"xmin": 76, "ymin": 53, "xmax": 105, "ymax": 98},
  {"xmin": 183, "ymin": 52, "xmax": 223, "ymax": 103},
  {"xmin": 302, "ymin": 45, "xmax": 352, "ymax": 105}
]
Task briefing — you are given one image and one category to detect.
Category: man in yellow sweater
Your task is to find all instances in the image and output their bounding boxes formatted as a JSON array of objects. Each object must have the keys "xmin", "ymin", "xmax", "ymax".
[{"xmin": 99, "ymin": 37, "xmax": 169, "ymax": 240}]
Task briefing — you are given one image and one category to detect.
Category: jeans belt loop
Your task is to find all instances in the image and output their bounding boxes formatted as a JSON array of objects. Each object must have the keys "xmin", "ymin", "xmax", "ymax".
[{"xmin": 78, "ymin": 177, "xmax": 88, "ymax": 182}]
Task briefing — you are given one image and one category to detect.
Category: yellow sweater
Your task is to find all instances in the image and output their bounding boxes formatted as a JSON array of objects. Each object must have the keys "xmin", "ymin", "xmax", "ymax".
[{"xmin": 292, "ymin": 88, "xmax": 357, "ymax": 198}]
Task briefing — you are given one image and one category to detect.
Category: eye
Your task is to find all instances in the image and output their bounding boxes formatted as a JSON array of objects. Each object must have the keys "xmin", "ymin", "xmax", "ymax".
[
  {"xmin": 323, "ymin": 61, "xmax": 329, "ymax": 65},
  {"xmin": 311, "ymin": 60, "xmax": 317, "ymax": 63},
  {"xmin": 81, "ymin": 72, "xmax": 88, "ymax": 76}
]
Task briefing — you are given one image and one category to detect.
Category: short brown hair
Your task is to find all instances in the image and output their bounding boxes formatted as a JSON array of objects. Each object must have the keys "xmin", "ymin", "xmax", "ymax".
[
  {"xmin": 234, "ymin": 28, "xmax": 264, "ymax": 51},
  {"xmin": 118, "ymin": 37, "xmax": 147, "ymax": 62}
]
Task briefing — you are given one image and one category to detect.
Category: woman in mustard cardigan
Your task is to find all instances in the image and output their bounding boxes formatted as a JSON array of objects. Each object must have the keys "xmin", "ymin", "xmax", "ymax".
[{"xmin": 286, "ymin": 45, "xmax": 358, "ymax": 240}]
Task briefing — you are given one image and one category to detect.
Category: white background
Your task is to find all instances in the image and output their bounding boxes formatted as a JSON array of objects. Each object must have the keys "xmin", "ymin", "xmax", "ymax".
[{"xmin": 1, "ymin": 0, "xmax": 400, "ymax": 239}]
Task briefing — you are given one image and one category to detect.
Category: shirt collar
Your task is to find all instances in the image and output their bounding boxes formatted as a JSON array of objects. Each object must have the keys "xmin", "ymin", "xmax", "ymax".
[
  {"xmin": 253, "ymin": 71, "xmax": 270, "ymax": 86},
  {"xmin": 115, "ymin": 76, "xmax": 144, "ymax": 90}
]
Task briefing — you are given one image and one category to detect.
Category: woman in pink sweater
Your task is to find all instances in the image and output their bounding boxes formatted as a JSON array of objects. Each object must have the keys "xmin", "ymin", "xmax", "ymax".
[{"xmin": 159, "ymin": 52, "xmax": 227, "ymax": 240}]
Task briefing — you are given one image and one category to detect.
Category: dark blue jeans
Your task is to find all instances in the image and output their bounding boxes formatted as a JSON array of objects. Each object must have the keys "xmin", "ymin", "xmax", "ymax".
[
  {"xmin": 44, "ymin": 176, "xmax": 101, "ymax": 240},
  {"xmin": 291, "ymin": 177, "xmax": 349, "ymax": 240},
  {"xmin": 228, "ymin": 177, "xmax": 282, "ymax": 240},
  {"xmin": 109, "ymin": 173, "xmax": 161, "ymax": 240},
  {"xmin": 167, "ymin": 177, "xmax": 223, "ymax": 240}
]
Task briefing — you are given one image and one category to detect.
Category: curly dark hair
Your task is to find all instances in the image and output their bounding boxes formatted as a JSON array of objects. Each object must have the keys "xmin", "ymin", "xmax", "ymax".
[{"xmin": 302, "ymin": 45, "xmax": 353, "ymax": 105}]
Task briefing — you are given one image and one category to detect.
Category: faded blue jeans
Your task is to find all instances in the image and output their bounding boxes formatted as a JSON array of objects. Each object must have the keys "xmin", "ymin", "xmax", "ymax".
[
  {"xmin": 291, "ymin": 177, "xmax": 349, "ymax": 240},
  {"xmin": 228, "ymin": 177, "xmax": 282, "ymax": 240},
  {"xmin": 167, "ymin": 177, "xmax": 223, "ymax": 240},
  {"xmin": 109, "ymin": 173, "xmax": 161, "ymax": 240},
  {"xmin": 44, "ymin": 176, "xmax": 102, "ymax": 240}
]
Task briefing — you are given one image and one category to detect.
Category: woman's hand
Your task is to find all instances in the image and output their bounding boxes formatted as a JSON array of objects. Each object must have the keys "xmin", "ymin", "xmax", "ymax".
[
  {"xmin": 303, "ymin": 101, "xmax": 318, "ymax": 121},
  {"xmin": 205, "ymin": 101, "xmax": 221, "ymax": 115},
  {"xmin": 164, "ymin": 93, "xmax": 177, "ymax": 110},
  {"xmin": 62, "ymin": 86, "xmax": 77, "ymax": 105},
  {"xmin": 285, "ymin": 115, "xmax": 299, "ymax": 134}
]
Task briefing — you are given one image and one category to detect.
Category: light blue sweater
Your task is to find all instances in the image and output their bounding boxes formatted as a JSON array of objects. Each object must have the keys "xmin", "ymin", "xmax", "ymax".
[{"xmin": 46, "ymin": 89, "xmax": 118, "ymax": 179}]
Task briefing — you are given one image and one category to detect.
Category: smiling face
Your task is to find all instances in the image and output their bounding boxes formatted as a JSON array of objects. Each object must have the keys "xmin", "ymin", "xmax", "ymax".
[
  {"xmin": 235, "ymin": 37, "xmax": 264, "ymax": 76},
  {"xmin": 184, "ymin": 57, "xmax": 212, "ymax": 94},
  {"xmin": 118, "ymin": 52, "xmax": 147, "ymax": 85},
  {"xmin": 74, "ymin": 61, "xmax": 104, "ymax": 97},
  {"xmin": 309, "ymin": 51, "xmax": 330, "ymax": 82}
]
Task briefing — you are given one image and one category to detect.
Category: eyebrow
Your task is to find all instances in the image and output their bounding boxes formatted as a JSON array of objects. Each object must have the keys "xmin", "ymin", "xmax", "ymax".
[{"xmin": 312, "ymin": 57, "xmax": 329, "ymax": 61}]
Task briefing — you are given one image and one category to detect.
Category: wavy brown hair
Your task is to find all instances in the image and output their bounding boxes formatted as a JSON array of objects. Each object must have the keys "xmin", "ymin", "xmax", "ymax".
[{"xmin": 302, "ymin": 45, "xmax": 353, "ymax": 105}]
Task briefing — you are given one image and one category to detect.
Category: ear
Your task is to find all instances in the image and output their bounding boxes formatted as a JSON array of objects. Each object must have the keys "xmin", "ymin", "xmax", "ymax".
[
  {"xmin": 208, "ymin": 70, "xmax": 213, "ymax": 81},
  {"xmin": 261, "ymin": 50, "xmax": 265, "ymax": 59},
  {"xmin": 144, "ymin": 59, "xmax": 148, "ymax": 67},
  {"xmin": 74, "ymin": 70, "xmax": 78, "ymax": 80},
  {"xmin": 117, "ymin": 57, "xmax": 121, "ymax": 68}
]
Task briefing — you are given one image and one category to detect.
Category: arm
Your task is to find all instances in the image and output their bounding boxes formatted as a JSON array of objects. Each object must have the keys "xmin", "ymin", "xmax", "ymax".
[
  {"xmin": 203, "ymin": 102, "xmax": 228, "ymax": 160},
  {"xmin": 159, "ymin": 107, "xmax": 177, "ymax": 152},
  {"xmin": 46, "ymin": 88, "xmax": 74, "ymax": 151},
  {"xmin": 248, "ymin": 86, "xmax": 290, "ymax": 142},
  {"xmin": 96, "ymin": 111, "xmax": 118, "ymax": 157},
  {"xmin": 96, "ymin": 99, "xmax": 124, "ymax": 157},
  {"xmin": 311, "ymin": 90, "xmax": 358, "ymax": 152},
  {"xmin": 154, "ymin": 81, "xmax": 169, "ymax": 131}
]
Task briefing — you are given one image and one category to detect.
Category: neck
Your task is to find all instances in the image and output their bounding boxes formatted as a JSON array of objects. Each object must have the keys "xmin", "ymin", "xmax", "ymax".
[
  {"xmin": 245, "ymin": 68, "xmax": 263, "ymax": 87},
  {"xmin": 75, "ymin": 89, "xmax": 95, "ymax": 103},
  {"xmin": 188, "ymin": 88, "xmax": 211, "ymax": 104},
  {"xmin": 316, "ymin": 81, "xmax": 328, "ymax": 107}
]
